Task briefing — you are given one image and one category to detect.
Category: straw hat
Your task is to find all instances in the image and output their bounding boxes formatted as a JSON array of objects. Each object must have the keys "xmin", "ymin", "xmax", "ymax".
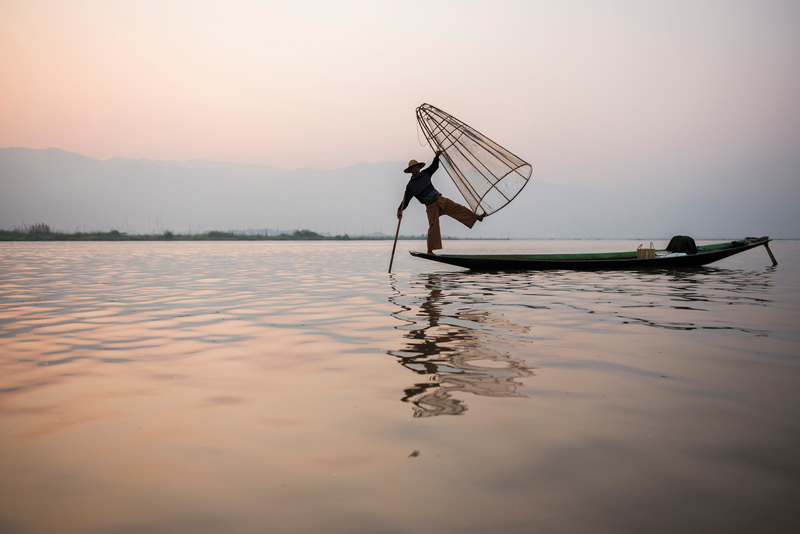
[{"xmin": 404, "ymin": 160, "xmax": 426, "ymax": 173}]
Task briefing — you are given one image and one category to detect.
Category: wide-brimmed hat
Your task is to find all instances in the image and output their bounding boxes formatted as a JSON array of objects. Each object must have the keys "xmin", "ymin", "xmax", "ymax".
[{"xmin": 404, "ymin": 160, "xmax": 426, "ymax": 173}]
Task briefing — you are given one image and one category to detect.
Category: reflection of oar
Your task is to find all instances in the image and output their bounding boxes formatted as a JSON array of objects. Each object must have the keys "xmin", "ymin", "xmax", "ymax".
[{"xmin": 388, "ymin": 194, "xmax": 405, "ymax": 273}]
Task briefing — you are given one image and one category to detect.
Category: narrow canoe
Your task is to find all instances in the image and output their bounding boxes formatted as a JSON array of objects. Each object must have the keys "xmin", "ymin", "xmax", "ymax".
[{"xmin": 409, "ymin": 237, "xmax": 775, "ymax": 271}]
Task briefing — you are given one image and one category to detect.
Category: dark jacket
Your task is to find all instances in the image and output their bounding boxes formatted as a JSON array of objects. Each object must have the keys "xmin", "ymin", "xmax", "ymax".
[{"xmin": 398, "ymin": 156, "xmax": 441, "ymax": 211}]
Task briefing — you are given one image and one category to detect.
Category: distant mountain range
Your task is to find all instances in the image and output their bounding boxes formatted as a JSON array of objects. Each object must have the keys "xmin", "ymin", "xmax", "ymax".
[{"xmin": 1, "ymin": 147, "xmax": 798, "ymax": 239}]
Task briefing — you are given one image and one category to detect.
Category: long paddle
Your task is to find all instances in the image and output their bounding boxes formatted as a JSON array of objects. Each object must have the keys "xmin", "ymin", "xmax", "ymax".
[{"xmin": 388, "ymin": 195, "xmax": 405, "ymax": 273}]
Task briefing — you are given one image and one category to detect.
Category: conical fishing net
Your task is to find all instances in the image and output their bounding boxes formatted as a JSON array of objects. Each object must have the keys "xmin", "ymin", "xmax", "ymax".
[{"xmin": 416, "ymin": 104, "xmax": 532, "ymax": 216}]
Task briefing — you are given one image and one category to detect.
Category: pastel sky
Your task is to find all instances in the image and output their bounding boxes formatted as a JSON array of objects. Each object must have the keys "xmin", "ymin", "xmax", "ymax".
[{"xmin": 2, "ymin": 0, "xmax": 799, "ymax": 190}]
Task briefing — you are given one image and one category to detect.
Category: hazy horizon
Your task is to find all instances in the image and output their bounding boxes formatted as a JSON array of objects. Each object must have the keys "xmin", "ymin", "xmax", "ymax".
[{"xmin": 2, "ymin": 146, "xmax": 798, "ymax": 239}]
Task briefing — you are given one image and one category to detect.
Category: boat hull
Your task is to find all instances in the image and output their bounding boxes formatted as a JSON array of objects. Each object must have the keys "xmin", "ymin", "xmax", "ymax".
[{"xmin": 409, "ymin": 238, "xmax": 772, "ymax": 271}]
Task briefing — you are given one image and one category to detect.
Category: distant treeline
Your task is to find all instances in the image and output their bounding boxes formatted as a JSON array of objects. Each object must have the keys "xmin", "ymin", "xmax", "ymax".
[{"xmin": 0, "ymin": 224, "xmax": 431, "ymax": 241}]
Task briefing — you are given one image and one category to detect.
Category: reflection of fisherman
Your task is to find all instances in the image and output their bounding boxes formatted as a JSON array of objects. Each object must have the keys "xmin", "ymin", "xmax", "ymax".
[
  {"xmin": 392, "ymin": 274, "xmax": 534, "ymax": 418},
  {"xmin": 397, "ymin": 150, "xmax": 484, "ymax": 255}
]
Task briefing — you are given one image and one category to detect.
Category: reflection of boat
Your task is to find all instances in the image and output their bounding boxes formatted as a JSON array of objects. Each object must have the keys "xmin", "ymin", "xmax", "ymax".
[
  {"xmin": 410, "ymin": 237, "xmax": 777, "ymax": 271},
  {"xmin": 389, "ymin": 274, "xmax": 534, "ymax": 418}
]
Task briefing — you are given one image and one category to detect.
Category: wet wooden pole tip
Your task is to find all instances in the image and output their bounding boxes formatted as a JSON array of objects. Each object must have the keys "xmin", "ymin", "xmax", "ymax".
[{"xmin": 764, "ymin": 242, "xmax": 778, "ymax": 266}]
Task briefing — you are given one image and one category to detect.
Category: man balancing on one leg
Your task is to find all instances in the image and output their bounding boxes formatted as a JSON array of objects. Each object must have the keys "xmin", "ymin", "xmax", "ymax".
[{"xmin": 397, "ymin": 150, "xmax": 484, "ymax": 255}]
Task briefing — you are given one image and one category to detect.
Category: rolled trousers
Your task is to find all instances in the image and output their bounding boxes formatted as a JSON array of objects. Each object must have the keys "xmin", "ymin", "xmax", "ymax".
[{"xmin": 425, "ymin": 194, "xmax": 478, "ymax": 251}]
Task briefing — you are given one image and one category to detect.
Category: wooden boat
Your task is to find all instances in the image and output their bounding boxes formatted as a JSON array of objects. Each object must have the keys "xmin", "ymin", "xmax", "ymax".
[{"xmin": 410, "ymin": 236, "xmax": 777, "ymax": 271}]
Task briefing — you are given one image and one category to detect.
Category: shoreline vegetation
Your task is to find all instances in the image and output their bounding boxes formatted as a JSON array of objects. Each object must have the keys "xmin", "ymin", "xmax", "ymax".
[{"xmin": 0, "ymin": 224, "xmax": 505, "ymax": 242}]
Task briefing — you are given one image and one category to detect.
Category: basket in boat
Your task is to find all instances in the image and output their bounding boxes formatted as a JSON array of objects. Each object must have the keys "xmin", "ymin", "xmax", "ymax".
[{"xmin": 637, "ymin": 242, "xmax": 655, "ymax": 259}]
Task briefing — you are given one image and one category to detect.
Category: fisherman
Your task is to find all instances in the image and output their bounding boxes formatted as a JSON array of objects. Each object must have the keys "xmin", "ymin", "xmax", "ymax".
[{"xmin": 397, "ymin": 150, "xmax": 484, "ymax": 255}]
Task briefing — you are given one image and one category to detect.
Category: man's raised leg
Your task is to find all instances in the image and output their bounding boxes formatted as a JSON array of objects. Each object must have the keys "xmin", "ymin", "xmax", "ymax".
[{"xmin": 441, "ymin": 197, "xmax": 480, "ymax": 228}]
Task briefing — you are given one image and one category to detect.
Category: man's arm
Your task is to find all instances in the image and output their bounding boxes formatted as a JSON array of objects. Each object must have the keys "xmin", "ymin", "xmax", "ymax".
[
  {"xmin": 397, "ymin": 189, "xmax": 413, "ymax": 217},
  {"xmin": 427, "ymin": 150, "xmax": 442, "ymax": 174}
]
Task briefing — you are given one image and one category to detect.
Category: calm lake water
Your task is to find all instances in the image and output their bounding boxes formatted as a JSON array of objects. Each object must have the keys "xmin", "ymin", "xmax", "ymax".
[{"xmin": 1, "ymin": 240, "xmax": 799, "ymax": 534}]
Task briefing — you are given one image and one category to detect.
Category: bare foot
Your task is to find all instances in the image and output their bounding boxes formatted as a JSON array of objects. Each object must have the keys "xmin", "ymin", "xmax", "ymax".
[{"xmin": 427, "ymin": 250, "xmax": 436, "ymax": 256}]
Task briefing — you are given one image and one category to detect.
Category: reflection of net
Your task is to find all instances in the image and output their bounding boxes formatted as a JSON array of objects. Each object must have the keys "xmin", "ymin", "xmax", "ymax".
[
  {"xmin": 416, "ymin": 103, "xmax": 532, "ymax": 216},
  {"xmin": 400, "ymin": 345, "xmax": 534, "ymax": 418},
  {"xmin": 403, "ymin": 386, "xmax": 467, "ymax": 417}
]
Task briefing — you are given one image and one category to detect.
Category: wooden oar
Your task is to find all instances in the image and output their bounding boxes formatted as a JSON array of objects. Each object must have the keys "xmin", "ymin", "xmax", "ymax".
[{"xmin": 388, "ymin": 195, "xmax": 405, "ymax": 273}]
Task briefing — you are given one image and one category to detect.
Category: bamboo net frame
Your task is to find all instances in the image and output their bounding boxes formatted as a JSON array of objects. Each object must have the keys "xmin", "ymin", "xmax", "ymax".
[{"xmin": 416, "ymin": 103, "xmax": 532, "ymax": 217}]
